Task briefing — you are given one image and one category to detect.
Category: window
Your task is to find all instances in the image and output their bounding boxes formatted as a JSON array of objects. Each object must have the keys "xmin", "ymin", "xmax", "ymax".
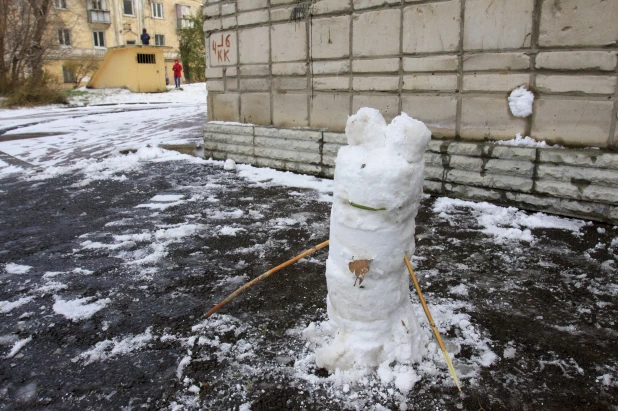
[
  {"xmin": 137, "ymin": 53, "xmax": 156, "ymax": 64},
  {"xmin": 58, "ymin": 29, "xmax": 71, "ymax": 46},
  {"xmin": 176, "ymin": 4, "xmax": 190, "ymax": 18},
  {"xmin": 123, "ymin": 0, "xmax": 133, "ymax": 15},
  {"xmin": 176, "ymin": 5, "xmax": 192, "ymax": 29},
  {"xmin": 54, "ymin": 0, "xmax": 67, "ymax": 9},
  {"xmin": 126, "ymin": 40, "xmax": 136, "ymax": 45},
  {"xmin": 62, "ymin": 66, "xmax": 75, "ymax": 83},
  {"xmin": 90, "ymin": 0, "xmax": 107, "ymax": 10},
  {"xmin": 154, "ymin": 34, "xmax": 164, "ymax": 46},
  {"xmin": 93, "ymin": 31, "xmax": 106, "ymax": 48},
  {"xmin": 152, "ymin": 2, "xmax": 163, "ymax": 18}
]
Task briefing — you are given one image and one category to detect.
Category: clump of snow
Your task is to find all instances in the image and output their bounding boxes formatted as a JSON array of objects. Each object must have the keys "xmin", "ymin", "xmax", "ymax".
[
  {"xmin": 508, "ymin": 86, "xmax": 534, "ymax": 118},
  {"xmin": 4, "ymin": 263, "xmax": 32, "ymax": 274},
  {"xmin": 433, "ymin": 197, "xmax": 586, "ymax": 244},
  {"xmin": 224, "ymin": 159, "xmax": 236, "ymax": 171},
  {"xmin": 52, "ymin": 296, "xmax": 111, "ymax": 322},
  {"xmin": 310, "ymin": 108, "xmax": 431, "ymax": 392},
  {"xmin": 75, "ymin": 327, "xmax": 154, "ymax": 364}
]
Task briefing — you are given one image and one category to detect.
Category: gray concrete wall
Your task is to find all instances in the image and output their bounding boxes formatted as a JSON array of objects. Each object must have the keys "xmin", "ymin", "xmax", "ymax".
[
  {"xmin": 203, "ymin": 0, "xmax": 618, "ymax": 149},
  {"xmin": 202, "ymin": 0, "xmax": 618, "ymax": 224},
  {"xmin": 204, "ymin": 123, "xmax": 618, "ymax": 224}
]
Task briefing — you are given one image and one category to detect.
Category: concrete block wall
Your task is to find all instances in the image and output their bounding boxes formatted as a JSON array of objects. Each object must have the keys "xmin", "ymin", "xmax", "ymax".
[
  {"xmin": 204, "ymin": 0, "xmax": 618, "ymax": 149},
  {"xmin": 203, "ymin": 0, "xmax": 618, "ymax": 224},
  {"xmin": 424, "ymin": 141, "xmax": 618, "ymax": 223}
]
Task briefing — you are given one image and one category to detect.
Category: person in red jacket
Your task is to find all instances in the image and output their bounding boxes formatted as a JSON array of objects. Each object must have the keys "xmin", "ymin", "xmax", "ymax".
[{"xmin": 172, "ymin": 60, "xmax": 183, "ymax": 88}]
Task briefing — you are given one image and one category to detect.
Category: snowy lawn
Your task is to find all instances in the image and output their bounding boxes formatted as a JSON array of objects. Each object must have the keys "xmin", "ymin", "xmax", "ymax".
[{"xmin": 0, "ymin": 87, "xmax": 617, "ymax": 409}]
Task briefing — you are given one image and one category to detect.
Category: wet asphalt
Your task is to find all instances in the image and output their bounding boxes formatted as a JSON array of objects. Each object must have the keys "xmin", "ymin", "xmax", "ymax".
[{"xmin": 0, "ymin": 156, "xmax": 617, "ymax": 410}]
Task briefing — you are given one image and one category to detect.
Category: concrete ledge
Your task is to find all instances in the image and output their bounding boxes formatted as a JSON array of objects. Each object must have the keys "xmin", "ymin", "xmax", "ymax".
[{"xmin": 205, "ymin": 122, "xmax": 618, "ymax": 224}]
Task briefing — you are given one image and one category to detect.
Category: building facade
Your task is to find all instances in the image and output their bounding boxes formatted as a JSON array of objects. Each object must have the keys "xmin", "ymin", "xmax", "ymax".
[{"xmin": 47, "ymin": 0, "xmax": 202, "ymax": 86}]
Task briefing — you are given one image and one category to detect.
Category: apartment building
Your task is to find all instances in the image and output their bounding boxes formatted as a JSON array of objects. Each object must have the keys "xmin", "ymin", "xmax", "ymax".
[{"xmin": 47, "ymin": 0, "xmax": 201, "ymax": 87}]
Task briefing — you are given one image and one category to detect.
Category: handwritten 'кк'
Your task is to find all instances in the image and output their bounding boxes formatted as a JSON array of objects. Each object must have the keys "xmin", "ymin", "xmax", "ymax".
[{"xmin": 212, "ymin": 34, "xmax": 231, "ymax": 62}]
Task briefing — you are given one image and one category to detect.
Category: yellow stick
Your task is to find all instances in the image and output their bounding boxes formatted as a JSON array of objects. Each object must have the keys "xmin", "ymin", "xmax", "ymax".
[
  {"xmin": 404, "ymin": 253, "xmax": 462, "ymax": 392},
  {"xmin": 204, "ymin": 240, "xmax": 330, "ymax": 318}
]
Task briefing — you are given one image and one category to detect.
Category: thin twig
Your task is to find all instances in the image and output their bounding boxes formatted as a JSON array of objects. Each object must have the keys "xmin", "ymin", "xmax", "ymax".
[
  {"xmin": 204, "ymin": 240, "xmax": 330, "ymax": 318},
  {"xmin": 404, "ymin": 253, "xmax": 462, "ymax": 392}
]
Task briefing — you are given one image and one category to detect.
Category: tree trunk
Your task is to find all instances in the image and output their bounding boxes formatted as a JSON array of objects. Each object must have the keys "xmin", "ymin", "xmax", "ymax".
[{"xmin": 27, "ymin": 0, "xmax": 52, "ymax": 86}]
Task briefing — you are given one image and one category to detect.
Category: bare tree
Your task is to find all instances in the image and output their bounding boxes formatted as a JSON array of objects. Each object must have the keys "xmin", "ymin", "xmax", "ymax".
[
  {"xmin": 0, "ymin": 0, "xmax": 65, "ymax": 92},
  {"xmin": 63, "ymin": 55, "xmax": 100, "ymax": 88}
]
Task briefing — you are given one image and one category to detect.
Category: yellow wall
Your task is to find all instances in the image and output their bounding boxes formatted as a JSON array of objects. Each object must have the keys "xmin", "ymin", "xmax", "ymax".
[
  {"xmin": 88, "ymin": 46, "xmax": 167, "ymax": 93},
  {"xmin": 47, "ymin": 0, "xmax": 200, "ymax": 88}
]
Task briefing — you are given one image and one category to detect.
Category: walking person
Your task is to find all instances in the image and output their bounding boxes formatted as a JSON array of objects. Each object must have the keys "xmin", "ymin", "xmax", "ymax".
[
  {"xmin": 140, "ymin": 28, "xmax": 150, "ymax": 45},
  {"xmin": 172, "ymin": 59, "xmax": 183, "ymax": 89}
]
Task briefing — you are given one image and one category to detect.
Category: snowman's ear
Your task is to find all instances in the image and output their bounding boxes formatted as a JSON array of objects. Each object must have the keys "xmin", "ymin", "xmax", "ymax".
[{"xmin": 345, "ymin": 107, "xmax": 386, "ymax": 146}]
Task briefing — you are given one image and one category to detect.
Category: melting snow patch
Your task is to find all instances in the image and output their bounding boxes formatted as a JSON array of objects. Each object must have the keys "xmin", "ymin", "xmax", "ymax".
[
  {"xmin": 433, "ymin": 197, "xmax": 585, "ymax": 244},
  {"xmin": 598, "ymin": 373, "xmax": 618, "ymax": 387},
  {"xmin": 155, "ymin": 223, "xmax": 204, "ymax": 241},
  {"xmin": 34, "ymin": 281, "xmax": 68, "ymax": 295},
  {"xmin": 219, "ymin": 226, "xmax": 246, "ymax": 236},
  {"xmin": 73, "ymin": 268, "xmax": 94, "ymax": 275},
  {"xmin": 150, "ymin": 194, "xmax": 184, "ymax": 202},
  {"xmin": 4, "ymin": 263, "xmax": 32, "ymax": 274},
  {"xmin": 5, "ymin": 336, "xmax": 32, "ymax": 358},
  {"xmin": 503, "ymin": 343, "xmax": 517, "ymax": 359},
  {"xmin": 75, "ymin": 327, "xmax": 154, "ymax": 364},
  {"xmin": 237, "ymin": 164, "xmax": 333, "ymax": 194},
  {"xmin": 52, "ymin": 296, "xmax": 111, "ymax": 321},
  {"xmin": 136, "ymin": 200, "xmax": 185, "ymax": 210},
  {"xmin": 0, "ymin": 296, "xmax": 34, "ymax": 314},
  {"xmin": 0, "ymin": 163, "xmax": 24, "ymax": 175},
  {"xmin": 449, "ymin": 284, "xmax": 469, "ymax": 296}
]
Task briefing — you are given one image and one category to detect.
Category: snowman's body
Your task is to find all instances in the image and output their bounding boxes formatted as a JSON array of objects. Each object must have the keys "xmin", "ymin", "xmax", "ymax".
[{"xmin": 314, "ymin": 108, "xmax": 431, "ymax": 388}]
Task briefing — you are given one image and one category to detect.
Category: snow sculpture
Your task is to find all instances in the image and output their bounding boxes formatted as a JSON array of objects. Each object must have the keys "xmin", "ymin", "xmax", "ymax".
[{"xmin": 313, "ymin": 108, "xmax": 431, "ymax": 390}]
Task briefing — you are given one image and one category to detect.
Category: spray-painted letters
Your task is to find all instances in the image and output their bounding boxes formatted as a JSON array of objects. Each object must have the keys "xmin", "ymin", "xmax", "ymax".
[{"xmin": 209, "ymin": 31, "xmax": 236, "ymax": 66}]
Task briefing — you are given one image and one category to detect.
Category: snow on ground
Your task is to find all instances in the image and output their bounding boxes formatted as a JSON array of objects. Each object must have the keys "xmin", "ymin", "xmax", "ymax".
[
  {"xmin": 433, "ymin": 197, "xmax": 587, "ymax": 244},
  {"xmin": 1, "ymin": 86, "xmax": 617, "ymax": 409},
  {"xmin": 52, "ymin": 296, "xmax": 112, "ymax": 322},
  {"xmin": 0, "ymin": 83, "xmax": 206, "ymax": 170},
  {"xmin": 3, "ymin": 263, "xmax": 32, "ymax": 274}
]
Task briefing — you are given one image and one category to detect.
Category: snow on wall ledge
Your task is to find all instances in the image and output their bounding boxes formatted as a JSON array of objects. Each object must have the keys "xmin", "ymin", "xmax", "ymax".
[{"xmin": 204, "ymin": 122, "xmax": 618, "ymax": 225}]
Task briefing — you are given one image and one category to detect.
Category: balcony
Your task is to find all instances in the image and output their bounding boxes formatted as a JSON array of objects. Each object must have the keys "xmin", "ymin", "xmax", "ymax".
[{"xmin": 88, "ymin": 9, "xmax": 111, "ymax": 24}]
